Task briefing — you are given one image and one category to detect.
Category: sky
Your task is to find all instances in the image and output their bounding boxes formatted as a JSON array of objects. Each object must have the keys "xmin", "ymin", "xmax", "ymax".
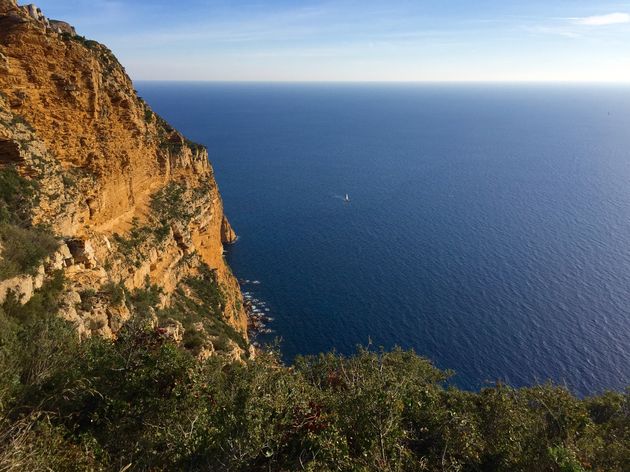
[{"xmin": 33, "ymin": 0, "xmax": 630, "ymax": 82}]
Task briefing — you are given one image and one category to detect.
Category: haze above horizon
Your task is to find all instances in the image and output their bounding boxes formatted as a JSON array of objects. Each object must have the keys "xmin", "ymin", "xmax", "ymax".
[{"xmin": 36, "ymin": 0, "xmax": 630, "ymax": 82}]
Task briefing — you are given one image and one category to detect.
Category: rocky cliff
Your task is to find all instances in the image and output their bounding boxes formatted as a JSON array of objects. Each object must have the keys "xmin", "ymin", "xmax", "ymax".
[{"xmin": 0, "ymin": 1, "xmax": 249, "ymax": 357}]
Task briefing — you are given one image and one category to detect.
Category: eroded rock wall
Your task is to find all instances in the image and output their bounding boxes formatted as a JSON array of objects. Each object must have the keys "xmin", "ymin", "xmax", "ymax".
[{"xmin": 0, "ymin": 2, "xmax": 247, "ymax": 344}]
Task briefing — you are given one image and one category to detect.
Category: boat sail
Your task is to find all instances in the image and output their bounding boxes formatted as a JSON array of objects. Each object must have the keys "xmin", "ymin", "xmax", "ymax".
[{"xmin": 344, "ymin": 194, "xmax": 350, "ymax": 202}]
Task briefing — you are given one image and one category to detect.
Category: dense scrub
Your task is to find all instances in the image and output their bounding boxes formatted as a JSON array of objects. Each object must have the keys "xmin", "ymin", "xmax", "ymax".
[
  {"xmin": 0, "ymin": 167, "xmax": 58, "ymax": 280},
  {"xmin": 118, "ymin": 264, "xmax": 247, "ymax": 356},
  {"xmin": 0, "ymin": 278, "xmax": 627, "ymax": 471},
  {"xmin": 159, "ymin": 263, "xmax": 248, "ymax": 354},
  {"xmin": 0, "ymin": 167, "xmax": 36, "ymax": 226}
]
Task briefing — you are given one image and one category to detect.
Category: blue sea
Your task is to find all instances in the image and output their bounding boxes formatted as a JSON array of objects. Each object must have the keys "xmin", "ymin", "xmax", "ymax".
[{"xmin": 137, "ymin": 82, "xmax": 630, "ymax": 396}]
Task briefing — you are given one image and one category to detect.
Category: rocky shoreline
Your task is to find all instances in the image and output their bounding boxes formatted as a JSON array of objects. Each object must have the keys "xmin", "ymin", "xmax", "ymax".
[{"xmin": 240, "ymin": 280, "xmax": 275, "ymax": 343}]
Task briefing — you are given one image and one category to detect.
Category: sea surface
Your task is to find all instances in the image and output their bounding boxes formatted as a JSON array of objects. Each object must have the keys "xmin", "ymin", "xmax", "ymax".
[{"xmin": 137, "ymin": 82, "xmax": 630, "ymax": 396}]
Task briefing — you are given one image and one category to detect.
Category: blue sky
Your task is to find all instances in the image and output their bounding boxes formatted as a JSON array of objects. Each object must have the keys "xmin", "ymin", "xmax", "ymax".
[{"xmin": 34, "ymin": 0, "xmax": 630, "ymax": 82}]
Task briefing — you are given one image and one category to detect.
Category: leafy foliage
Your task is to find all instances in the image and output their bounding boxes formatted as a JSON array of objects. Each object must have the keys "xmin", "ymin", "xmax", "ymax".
[
  {"xmin": 0, "ymin": 165, "xmax": 627, "ymax": 470},
  {"xmin": 149, "ymin": 181, "xmax": 196, "ymax": 241},
  {"xmin": 159, "ymin": 263, "xmax": 246, "ymax": 354},
  {"xmin": 101, "ymin": 281, "xmax": 126, "ymax": 307},
  {"xmin": 61, "ymin": 33, "xmax": 100, "ymax": 50},
  {"xmin": 0, "ymin": 167, "xmax": 37, "ymax": 226},
  {"xmin": 0, "ymin": 224, "xmax": 58, "ymax": 280},
  {"xmin": 112, "ymin": 218, "xmax": 152, "ymax": 267},
  {"xmin": 144, "ymin": 107, "xmax": 154, "ymax": 123},
  {"xmin": 0, "ymin": 277, "xmax": 628, "ymax": 471},
  {"xmin": 0, "ymin": 167, "xmax": 58, "ymax": 281}
]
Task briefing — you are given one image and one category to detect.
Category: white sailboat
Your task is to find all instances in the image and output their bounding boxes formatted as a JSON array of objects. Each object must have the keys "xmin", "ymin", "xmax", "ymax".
[{"xmin": 344, "ymin": 193, "xmax": 350, "ymax": 202}]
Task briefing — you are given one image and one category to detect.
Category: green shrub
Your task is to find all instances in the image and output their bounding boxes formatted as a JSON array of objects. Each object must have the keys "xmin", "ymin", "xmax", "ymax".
[
  {"xmin": 79, "ymin": 289, "xmax": 97, "ymax": 312},
  {"xmin": 182, "ymin": 329, "xmax": 205, "ymax": 352},
  {"xmin": 0, "ymin": 271, "xmax": 69, "ymax": 396},
  {"xmin": 112, "ymin": 218, "xmax": 151, "ymax": 266},
  {"xmin": 0, "ymin": 167, "xmax": 58, "ymax": 281},
  {"xmin": 0, "ymin": 320, "xmax": 628, "ymax": 471},
  {"xmin": 0, "ymin": 224, "xmax": 58, "ymax": 281},
  {"xmin": 0, "ymin": 274, "xmax": 628, "ymax": 471},
  {"xmin": 101, "ymin": 281, "xmax": 126, "ymax": 307},
  {"xmin": 128, "ymin": 280, "xmax": 162, "ymax": 315},
  {"xmin": 157, "ymin": 263, "xmax": 247, "ymax": 354},
  {"xmin": 150, "ymin": 182, "xmax": 193, "ymax": 231},
  {"xmin": 0, "ymin": 167, "xmax": 37, "ymax": 226}
]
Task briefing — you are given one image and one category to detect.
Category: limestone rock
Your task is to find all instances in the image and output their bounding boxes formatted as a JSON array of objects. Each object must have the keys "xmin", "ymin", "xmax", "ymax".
[
  {"xmin": 161, "ymin": 319, "xmax": 184, "ymax": 345},
  {"xmin": 49, "ymin": 19, "xmax": 75, "ymax": 35},
  {"xmin": 197, "ymin": 341, "xmax": 215, "ymax": 362},
  {"xmin": 224, "ymin": 339, "xmax": 246, "ymax": 363},
  {"xmin": 172, "ymin": 223, "xmax": 193, "ymax": 253},
  {"xmin": 0, "ymin": 51, "xmax": 8, "ymax": 74},
  {"xmin": 107, "ymin": 302, "xmax": 131, "ymax": 333},
  {"xmin": 83, "ymin": 308, "xmax": 111, "ymax": 337},
  {"xmin": 58, "ymin": 303, "xmax": 89, "ymax": 338},
  {"xmin": 45, "ymin": 243, "xmax": 74, "ymax": 271},
  {"xmin": 221, "ymin": 216, "xmax": 238, "ymax": 244},
  {"xmin": 0, "ymin": 1, "xmax": 248, "ymax": 341},
  {"xmin": 0, "ymin": 263, "xmax": 45, "ymax": 304},
  {"xmin": 66, "ymin": 238, "xmax": 97, "ymax": 268},
  {"xmin": 0, "ymin": 274, "xmax": 33, "ymax": 304},
  {"xmin": 63, "ymin": 290, "xmax": 82, "ymax": 306},
  {"xmin": 33, "ymin": 263, "xmax": 45, "ymax": 289}
]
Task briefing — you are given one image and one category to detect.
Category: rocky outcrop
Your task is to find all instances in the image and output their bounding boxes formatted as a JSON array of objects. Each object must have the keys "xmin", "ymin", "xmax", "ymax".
[
  {"xmin": 221, "ymin": 216, "xmax": 238, "ymax": 244},
  {"xmin": 48, "ymin": 19, "xmax": 75, "ymax": 35},
  {"xmin": 0, "ymin": 265, "xmax": 43, "ymax": 304},
  {"xmin": 0, "ymin": 242, "xmax": 71, "ymax": 304},
  {"xmin": 15, "ymin": 2, "xmax": 77, "ymax": 35},
  {"xmin": 0, "ymin": 2, "xmax": 248, "ymax": 352}
]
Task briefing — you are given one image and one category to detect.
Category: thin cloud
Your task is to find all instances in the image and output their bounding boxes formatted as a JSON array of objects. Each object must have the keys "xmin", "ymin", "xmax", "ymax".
[
  {"xmin": 571, "ymin": 13, "xmax": 630, "ymax": 26},
  {"xmin": 524, "ymin": 25, "xmax": 580, "ymax": 38}
]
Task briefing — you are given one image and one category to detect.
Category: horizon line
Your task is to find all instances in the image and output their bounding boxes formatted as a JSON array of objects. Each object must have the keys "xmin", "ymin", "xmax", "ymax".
[{"xmin": 133, "ymin": 79, "xmax": 630, "ymax": 85}]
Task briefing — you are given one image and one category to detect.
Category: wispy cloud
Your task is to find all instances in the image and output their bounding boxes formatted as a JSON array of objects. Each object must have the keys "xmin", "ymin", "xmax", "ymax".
[
  {"xmin": 571, "ymin": 13, "xmax": 630, "ymax": 26},
  {"xmin": 525, "ymin": 25, "xmax": 581, "ymax": 39},
  {"xmin": 527, "ymin": 11, "xmax": 630, "ymax": 39}
]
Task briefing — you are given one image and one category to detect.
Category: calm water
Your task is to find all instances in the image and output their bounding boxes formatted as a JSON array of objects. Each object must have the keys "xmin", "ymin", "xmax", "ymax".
[{"xmin": 138, "ymin": 82, "xmax": 630, "ymax": 396}]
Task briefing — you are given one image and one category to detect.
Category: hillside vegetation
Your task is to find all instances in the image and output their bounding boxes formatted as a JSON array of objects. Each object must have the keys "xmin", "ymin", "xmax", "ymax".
[{"xmin": 0, "ymin": 280, "xmax": 628, "ymax": 471}]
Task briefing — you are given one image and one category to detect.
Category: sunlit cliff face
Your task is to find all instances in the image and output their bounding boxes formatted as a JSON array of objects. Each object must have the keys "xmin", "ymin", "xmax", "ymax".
[{"xmin": 0, "ymin": 1, "xmax": 247, "ymax": 354}]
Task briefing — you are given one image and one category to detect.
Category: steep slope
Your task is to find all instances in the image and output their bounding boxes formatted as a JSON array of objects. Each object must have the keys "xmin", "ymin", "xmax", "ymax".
[{"xmin": 0, "ymin": 0, "xmax": 248, "ymax": 356}]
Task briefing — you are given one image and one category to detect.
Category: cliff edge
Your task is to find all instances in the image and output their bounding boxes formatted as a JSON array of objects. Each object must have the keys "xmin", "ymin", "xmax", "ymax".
[{"xmin": 0, "ymin": 1, "xmax": 249, "ymax": 358}]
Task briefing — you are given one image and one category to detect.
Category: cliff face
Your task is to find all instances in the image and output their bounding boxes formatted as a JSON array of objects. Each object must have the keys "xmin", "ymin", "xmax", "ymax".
[{"xmin": 0, "ymin": 1, "xmax": 248, "ymax": 352}]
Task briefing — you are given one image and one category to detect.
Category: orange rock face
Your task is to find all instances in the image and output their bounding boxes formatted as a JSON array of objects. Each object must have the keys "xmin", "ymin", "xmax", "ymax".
[{"xmin": 0, "ymin": 2, "xmax": 247, "ymax": 338}]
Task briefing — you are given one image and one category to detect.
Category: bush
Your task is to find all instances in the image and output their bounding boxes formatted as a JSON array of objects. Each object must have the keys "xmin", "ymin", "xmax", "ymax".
[
  {"xmin": 0, "ymin": 167, "xmax": 58, "ymax": 281},
  {"xmin": 0, "ymin": 224, "xmax": 58, "ymax": 281},
  {"xmin": 112, "ymin": 218, "xmax": 151, "ymax": 267},
  {"xmin": 101, "ymin": 281, "xmax": 126, "ymax": 306},
  {"xmin": 128, "ymin": 280, "xmax": 162, "ymax": 314},
  {"xmin": 150, "ymin": 181, "xmax": 194, "ymax": 237},
  {"xmin": 144, "ymin": 108, "xmax": 154, "ymax": 123},
  {"xmin": 0, "ymin": 271, "xmax": 69, "ymax": 398},
  {"xmin": 79, "ymin": 289, "xmax": 97, "ymax": 312},
  {"xmin": 0, "ymin": 276, "xmax": 628, "ymax": 471},
  {"xmin": 0, "ymin": 167, "xmax": 37, "ymax": 226},
  {"xmin": 158, "ymin": 263, "xmax": 247, "ymax": 354}
]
